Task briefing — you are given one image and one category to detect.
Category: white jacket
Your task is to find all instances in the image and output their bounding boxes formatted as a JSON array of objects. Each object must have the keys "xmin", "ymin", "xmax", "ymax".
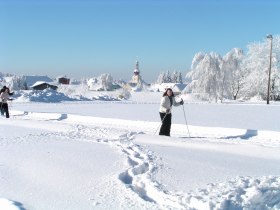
[
  {"xmin": 159, "ymin": 96, "xmax": 181, "ymax": 113},
  {"xmin": 0, "ymin": 92, "xmax": 9, "ymax": 103}
]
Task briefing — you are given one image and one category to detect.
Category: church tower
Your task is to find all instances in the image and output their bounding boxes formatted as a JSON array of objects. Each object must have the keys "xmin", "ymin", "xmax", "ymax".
[
  {"xmin": 134, "ymin": 60, "xmax": 140, "ymax": 75},
  {"xmin": 131, "ymin": 60, "xmax": 142, "ymax": 84}
]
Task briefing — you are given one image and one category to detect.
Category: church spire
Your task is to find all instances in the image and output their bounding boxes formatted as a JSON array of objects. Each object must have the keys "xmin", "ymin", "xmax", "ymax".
[
  {"xmin": 136, "ymin": 60, "xmax": 139, "ymax": 71},
  {"xmin": 134, "ymin": 60, "xmax": 140, "ymax": 75}
]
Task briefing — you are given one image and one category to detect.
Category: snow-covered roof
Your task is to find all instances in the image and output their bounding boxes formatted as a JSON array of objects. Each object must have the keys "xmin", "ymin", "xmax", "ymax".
[
  {"xmin": 157, "ymin": 83, "xmax": 187, "ymax": 92},
  {"xmin": 23, "ymin": 75, "xmax": 54, "ymax": 87},
  {"xmin": 172, "ymin": 83, "xmax": 187, "ymax": 92},
  {"xmin": 31, "ymin": 81, "xmax": 47, "ymax": 87},
  {"xmin": 31, "ymin": 81, "xmax": 58, "ymax": 88}
]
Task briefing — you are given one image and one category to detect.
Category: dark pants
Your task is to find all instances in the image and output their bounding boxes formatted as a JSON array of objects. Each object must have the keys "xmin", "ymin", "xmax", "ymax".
[
  {"xmin": 1, "ymin": 103, "xmax": 9, "ymax": 118},
  {"xmin": 159, "ymin": 112, "xmax": 172, "ymax": 136}
]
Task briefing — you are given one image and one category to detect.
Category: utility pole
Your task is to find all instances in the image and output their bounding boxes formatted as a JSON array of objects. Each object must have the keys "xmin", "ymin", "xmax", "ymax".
[{"xmin": 266, "ymin": 34, "xmax": 273, "ymax": 104}]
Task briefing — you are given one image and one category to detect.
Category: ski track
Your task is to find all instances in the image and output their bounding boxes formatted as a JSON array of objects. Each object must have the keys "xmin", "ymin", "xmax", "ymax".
[{"xmin": 4, "ymin": 110, "xmax": 280, "ymax": 210}]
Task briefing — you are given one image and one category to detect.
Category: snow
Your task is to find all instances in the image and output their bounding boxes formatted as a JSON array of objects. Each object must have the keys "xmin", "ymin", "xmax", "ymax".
[
  {"xmin": 1, "ymin": 91, "xmax": 280, "ymax": 210},
  {"xmin": 30, "ymin": 81, "xmax": 58, "ymax": 88},
  {"xmin": 23, "ymin": 75, "xmax": 54, "ymax": 88}
]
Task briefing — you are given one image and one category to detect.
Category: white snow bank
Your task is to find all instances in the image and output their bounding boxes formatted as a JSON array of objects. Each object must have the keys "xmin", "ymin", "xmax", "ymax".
[
  {"xmin": 92, "ymin": 94, "xmax": 120, "ymax": 101},
  {"xmin": 12, "ymin": 89, "xmax": 124, "ymax": 102},
  {"xmin": 10, "ymin": 110, "xmax": 280, "ymax": 148},
  {"xmin": 133, "ymin": 134, "xmax": 280, "ymax": 209},
  {"xmin": 0, "ymin": 198, "xmax": 23, "ymax": 210},
  {"xmin": 14, "ymin": 89, "xmax": 90, "ymax": 102},
  {"xmin": 188, "ymin": 176, "xmax": 280, "ymax": 210}
]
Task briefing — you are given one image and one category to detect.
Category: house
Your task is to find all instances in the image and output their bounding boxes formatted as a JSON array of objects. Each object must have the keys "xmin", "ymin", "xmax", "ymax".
[
  {"xmin": 57, "ymin": 76, "xmax": 70, "ymax": 85},
  {"xmin": 31, "ymin": 81, "xmax": 58, "ymax": 90},
  {"xmin": 172, "ymin": 83, "xmax": 187, "ymax": 95},
  {"xmin": 158, "ymin": 83, "xmax": 187, "ymax": 95},
  {"xmin": 23, "ymin": 75, "xmax": 54, "ymax": 89}
]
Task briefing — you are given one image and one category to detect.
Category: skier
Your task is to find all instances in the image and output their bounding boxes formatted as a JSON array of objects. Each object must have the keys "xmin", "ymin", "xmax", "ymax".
[
  {"xmin": 159, "ymin": 88, "xmax": 184, "ymax": 136},
  {"xmin": 0, "ymin": 87, "xmax": 13, "ymax": 118}
]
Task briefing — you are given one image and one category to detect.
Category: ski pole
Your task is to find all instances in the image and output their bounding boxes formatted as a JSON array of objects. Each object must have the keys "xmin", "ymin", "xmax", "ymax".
[
  {"xmin": 8, "ymin": 99, "xmax": 12, "ymax": 117},
  {"xmin": 182, "ymin": 104, "xmax": 191, "ymax": 138},
  {"xmin": 0, "ymin": 100, "xmax": 3, "ymax": 116},
  {"xmin": 154, "ymin": 113, "xmax": 168, "ymax": 135}
]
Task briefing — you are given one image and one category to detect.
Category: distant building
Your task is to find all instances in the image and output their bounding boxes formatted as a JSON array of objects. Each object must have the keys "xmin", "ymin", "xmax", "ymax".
[
  {"xmin": 31, "ymin": 81, "xmax": 58, "ymax": 91},
  {"xmin": 127, "ymin": 60, "xmax": 145, "ymax": 91},
  {"xmin": 131, "ymin": 61, "xmax": 142, "ymax": 85},
  {"xmin": 23, "ymin": 75, "xmax": 54, "ymax": 89},
  {"xmin": 157, "ymin": 83, "xmax": 187, "ymax": 95},
  {"xmin": 57, "ymin": 76, "xmax": 70, "ymax": 85}
]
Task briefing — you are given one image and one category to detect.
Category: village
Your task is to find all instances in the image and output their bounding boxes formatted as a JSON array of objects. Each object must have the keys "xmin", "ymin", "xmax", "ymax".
[{"xmin": 0, "ymin": 61, "xmax": 187, "ymax": 99}]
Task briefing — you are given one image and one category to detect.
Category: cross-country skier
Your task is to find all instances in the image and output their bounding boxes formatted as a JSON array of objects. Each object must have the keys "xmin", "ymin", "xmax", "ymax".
[
  {"xmin": 159, "ymin": 88, "xmax": 184, "ymax": 136},
  {"xmin": 0, "ymin": 87, "xmax": 13, "ymax": 118}
]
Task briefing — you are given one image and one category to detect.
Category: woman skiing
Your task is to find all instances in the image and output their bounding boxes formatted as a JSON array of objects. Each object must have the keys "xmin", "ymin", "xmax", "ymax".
[
  {"xmin": 0, "ymin": 87, "xmax": 12, "ymax": 118},
  {"xmin": 159, "ymin": 88, "xmax": 183, "ymax": 136}
]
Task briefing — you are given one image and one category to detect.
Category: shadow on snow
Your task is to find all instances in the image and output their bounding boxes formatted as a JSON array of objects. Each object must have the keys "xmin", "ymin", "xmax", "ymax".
[{"xmin": 222, "ymin": 129, "xmax": 258, "ymax": 140}]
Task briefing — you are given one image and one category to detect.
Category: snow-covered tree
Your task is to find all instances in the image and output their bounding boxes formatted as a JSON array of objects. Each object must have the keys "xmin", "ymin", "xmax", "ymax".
[
  {"xmin": 88, "ymin": 74, "xmax": 115, "ymax": 91},
  {"xmin": 186, "ymin": 35, "xmax": 280, "ymax": 102},
  {"xmin": 156, "ymin": 72, "xmax": 165, "ymax": 84},
  {"xmin": 220, "ymin": 48, "xmax": 244, "ymax": 100},
  {"xmin": 177, "ymin": 71, "xmax": 183, "ymax": 83},
  {"xmin": 117, "ymin": 87, "xmax": 131, "ymax": 100},
  {"xmin": 186, "ymin": 52, "xmax": 223, "ymax": 102},
  {"xmin": 264, "ymin": 36, "xmax": 280, "ymax": 100},
  {"xmin": 271, "ymin": 72, "xmax": 280, "ymax": 100},
  {"xmin": 240, "ymin": 42, "xmax": 269, "ymax": 99},
  {"xmin": 240, "ymin": 36, "xmax": 280, "ymax": 100},
  {"xmin": 171, "ymin": 71, "xmax": 178, "ymax": 83},
  {"xmin": 156, "ymin": 70, "xmax": 184, "ymax": 84},
  {"xmin": 157, "ymin": 73, "xmax": 164, "ymax": 84},
  {"xmin": 99, "ymin": 74, "xmax": 113, "ymax": 91},
  {"xmin": 11, "ymin": 75, "xmax": 28, "ymax": 90},
  {"xmin": 165, "ymin": 71, "xmax": 172, "ymax": 83},
  {"xmin": 0, "ymin": 75, "xmax": 27, "ymax": 90},
  {"xmin": 171, "ymin": 71, "xmax": 183, "ymax": 83}
]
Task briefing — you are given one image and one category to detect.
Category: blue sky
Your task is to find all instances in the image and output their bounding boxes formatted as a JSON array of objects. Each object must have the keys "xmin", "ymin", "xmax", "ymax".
[{"xmin": 0, "ymin": 0, "xmax": 279, "ymax": 82}]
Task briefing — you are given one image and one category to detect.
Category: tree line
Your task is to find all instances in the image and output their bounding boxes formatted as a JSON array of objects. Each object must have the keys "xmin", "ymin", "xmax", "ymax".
[{"xmin": 185, "ymin": 35, "xmax": 280, "ymax": 102}]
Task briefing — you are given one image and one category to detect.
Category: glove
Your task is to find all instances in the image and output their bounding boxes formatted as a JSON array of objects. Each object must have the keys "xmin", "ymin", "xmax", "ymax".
[
  {"xmin": 180, "ymin": 99, "xmax": 184, "ymax": 105},
  {"xmin": 166, "ymin": 109, "xmax": 170, "ymax": 113}
]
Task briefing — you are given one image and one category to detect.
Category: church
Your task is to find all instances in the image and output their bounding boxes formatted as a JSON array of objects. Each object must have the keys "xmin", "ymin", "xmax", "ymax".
[{"xmin": 127, "ymin": 60, "xmax": 144, "ymax": 91}]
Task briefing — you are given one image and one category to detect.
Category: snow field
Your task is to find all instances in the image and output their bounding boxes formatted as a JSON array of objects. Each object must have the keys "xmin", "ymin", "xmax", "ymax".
[{"xmin": 0, "ymin": 99, "xmax": 280, "ymax": 210}]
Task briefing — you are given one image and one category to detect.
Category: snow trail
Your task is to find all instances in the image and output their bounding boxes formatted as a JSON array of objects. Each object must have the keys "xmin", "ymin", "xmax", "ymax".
[{"xmin": 2, "ymin": 110, "xmax": 280, "ymax": 209}]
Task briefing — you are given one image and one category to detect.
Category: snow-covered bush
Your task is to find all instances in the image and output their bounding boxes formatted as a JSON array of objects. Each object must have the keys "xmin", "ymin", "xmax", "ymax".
[
  {"xmin": 87, "ymin": 74, "xmax": 116, "ymax": 91},
  {"xmin": 117, "ymin": 88, "xmax": 131, "ymax": 100}
]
